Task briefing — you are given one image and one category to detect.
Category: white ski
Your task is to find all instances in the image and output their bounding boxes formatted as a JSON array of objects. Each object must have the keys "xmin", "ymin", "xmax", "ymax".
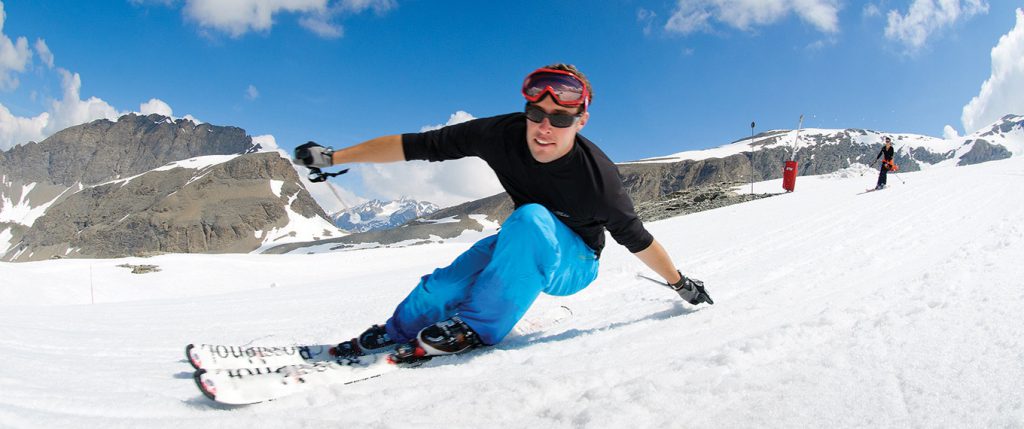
[
  {"xmin": 186, "ymin": 343, "xmax": 339, "ymax": 370},
  {"xmin": 193, "ymin": 354, "xmax": 397, "ymax": 405},
  {"xmin": 187, "ymin": 307, "xmax": 576, "ymax": 404}
]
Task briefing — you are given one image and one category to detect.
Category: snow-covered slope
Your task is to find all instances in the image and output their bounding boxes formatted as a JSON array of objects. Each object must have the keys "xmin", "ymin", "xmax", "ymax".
[{"xmin": 1, "ymin": 156, "xmax": 1022, "ymax": 427}]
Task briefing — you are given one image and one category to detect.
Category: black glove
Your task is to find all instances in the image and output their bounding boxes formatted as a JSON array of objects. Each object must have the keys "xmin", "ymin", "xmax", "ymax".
[
  {"xmin": 669, "ymin": 271, "xmax": 714, "ymax": 305},
  {"xmin": 293, "ymin": 141, "xmax": 335, "ymax": 168}
]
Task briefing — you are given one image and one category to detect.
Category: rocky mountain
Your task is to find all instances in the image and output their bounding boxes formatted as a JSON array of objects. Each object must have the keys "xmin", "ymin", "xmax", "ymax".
[
  {"xmin": 265, "ymin": 114, "xmax": 1023, "ymax": 254},
  {"xmin": 0, "ymin": 114, "xmax": 341, "ymax": 261},
  {"xmin": 619, "ymin": 114, "xmax": 1023, "ymax": 201},
  {"xmin": 333, "ymin": 197, "xmax": 439, "ymax": 233}
]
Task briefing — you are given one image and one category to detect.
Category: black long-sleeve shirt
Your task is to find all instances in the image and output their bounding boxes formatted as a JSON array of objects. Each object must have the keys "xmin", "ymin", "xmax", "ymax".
[
  {"xmin": 402, "ymin": 112, "xmax": 653, "ymax": 257},
  {"xmin": 876, "ymin": 145, "xmax": 894, "ymax": 162}
]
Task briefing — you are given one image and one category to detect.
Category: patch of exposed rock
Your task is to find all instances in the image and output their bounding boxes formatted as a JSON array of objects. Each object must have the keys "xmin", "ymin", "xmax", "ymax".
[
  {"xmin": 634, "ymin": 182, "xmax": 776, "ymax": 222},
  {"xmin": 117, "ymin": 263, "xmax": 161, "ymax": 274}
]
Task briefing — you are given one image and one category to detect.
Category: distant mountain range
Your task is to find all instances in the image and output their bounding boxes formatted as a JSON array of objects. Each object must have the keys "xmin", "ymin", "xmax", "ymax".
[
  {"xmin": 2, "ymin": 112, "xmax": 1020, "ymax": 260},
  {"xmin": 333, "ymin": 197, "xmax": 439, "ymax": 233}
]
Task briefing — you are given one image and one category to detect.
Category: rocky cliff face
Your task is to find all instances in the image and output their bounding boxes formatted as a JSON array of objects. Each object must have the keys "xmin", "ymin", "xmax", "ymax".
[
  {"xmin": 0, "ymin": 114, "xmax": 258, "ymax": 186},
  {"xmin": 0, "ymin": 114, "xmax": 337, "ymax": 261}
]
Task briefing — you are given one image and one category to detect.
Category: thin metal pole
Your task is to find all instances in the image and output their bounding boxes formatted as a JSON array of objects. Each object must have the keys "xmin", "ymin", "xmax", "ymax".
[
  {"xmin": 324, "ymin": 180, "xmax": 350, "ymax": 218},
  {"xmin": 792, "ymin": 114, "xmax": 804, "ymax": 161},
  {"xmin": 636, "ymin": 273, "xmax": 671, "ymax": 289},
  {"xmin": 750, "ymin": 121, "xmax": 756, "ymax": 194},
  {"xmin": 890, "ymin": 145, "xmax": 907, "ymax": 184}
]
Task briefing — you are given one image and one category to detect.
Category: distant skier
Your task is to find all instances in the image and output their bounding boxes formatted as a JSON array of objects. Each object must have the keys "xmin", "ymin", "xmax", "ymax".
[
  {"xmin": 874, "ymin": 136, "xmax": 896, "ymax": 190},
  {"xmin": 292, "ymin": 63, "xmax": 714, "ymax": 363}
]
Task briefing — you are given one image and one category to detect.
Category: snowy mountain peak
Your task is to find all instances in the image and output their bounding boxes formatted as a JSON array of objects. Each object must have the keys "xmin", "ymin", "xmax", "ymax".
[
  {"xmin": 631, "ymin": 115, "xmax": 1024, "ymax": 166},
  {"xmin": 334, "ymin": 198, "xmax": 439, "ymax": 233},
  {"xmin": 974, "ymin": 114, "xmax": 1024, "ymax": 140}
]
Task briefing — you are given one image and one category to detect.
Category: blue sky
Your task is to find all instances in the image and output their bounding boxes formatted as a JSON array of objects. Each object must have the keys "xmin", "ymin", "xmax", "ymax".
[{"xmin": 1, "ymin": 1, "xmax": 1022, "ymax": 206}]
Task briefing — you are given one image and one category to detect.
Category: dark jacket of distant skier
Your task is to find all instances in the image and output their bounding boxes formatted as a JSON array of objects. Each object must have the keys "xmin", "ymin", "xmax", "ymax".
[{"xmin": 875, "ymin": 139, "xmax": 896, "ymax": 190}]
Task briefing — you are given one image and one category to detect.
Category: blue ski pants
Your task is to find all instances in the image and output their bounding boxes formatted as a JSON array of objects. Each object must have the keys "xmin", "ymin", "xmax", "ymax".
[{"xmin": 384, "ymin": 204, "xmax": 599, "ymax": 345}]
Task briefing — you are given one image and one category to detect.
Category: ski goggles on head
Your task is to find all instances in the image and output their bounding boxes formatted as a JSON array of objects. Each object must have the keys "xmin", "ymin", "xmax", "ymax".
[
  {"xmin": 522, "ymin": 68, "xmax": 590, "ymax": 109},
  {"xmin": 525, "ymin": 104, "xmax": 581, "ymax": 128}
]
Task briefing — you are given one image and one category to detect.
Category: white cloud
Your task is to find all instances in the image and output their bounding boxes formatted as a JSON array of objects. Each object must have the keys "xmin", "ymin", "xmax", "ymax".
[
  {"xmin": 863, "ymin": 3, "xmax": 881, "ymax": 18},
  {"xmin": 336, "ymin": 0, "xmax": 396, "ymax": 15},
  {"xmin": 182, "ymin": 0, "xmax": 327, "ymax": 37},
  {"xmin": 139, "ymin": 98, "xmax": 173, "ymax": 117},
  {"xmin": 0, "ymin": 69, "xmax": 120, "ymax": 148},
  {"xmin": 885, "ymin": 0, "xmax": 988, "ymax": 52},
  {"xmin": 42, "ymin": 69, "xmax": 120, "ymax": 136},
  {"xmin": 0, "ymin": 5, "xmax": 122, "ymax": 148},
  {"xmin": 356, "ymin": 111, "xmax": 504, "ymax": 208},
  {"xmin": 34, "ymin": 39, "xmax": 53, "ymax": 69},
  {"xmin": 296, "ymin": 11, "xmax": 344, "ymax": 38},
  {"xmin": 0, "ymin": 104, "xmax": 46, "ymax": 149},
  {"xmin": 252, "ymin": 134, "xmax": 280, "ymax": 152},
  {"xmin": 806, "ymin": 37, "xmax": 835, "ymax": 51},
  {"xmin": 128, "ymin": 0, "xmax": 177, "ymax": 5},
  {"xmin": 665, "ymin": 3, "xmax": 713, "ymax": 34},
  {"xmin": 943, "ymin": 124, "xmax": 961, "ymax": 139},
  {"xmin": 299, "ymin": 16, "xmax": 343, "ymax": 38},
  {"xmin": 961, "ymin": 8, "xmax": 1024, "ymax": 133},
  {"xmin": 638, "ymin": 8, "xmax": 658, "ymax": 36},
  {"xmin": 0, "ymin": 4, "xmax": 199, "ymax": 149},
  {"xmin": 418, "ymin": 110, "xmax": 475, "ymax": 132},
  {"xmin": 358, "ymin": 158, "xmax": 502, "ymax": 208},
  {"xmin": 174, "ymin": 0, "xmax": 395, "ymax": 38},
  {"xmin": 305, "ymin": 178, "xmax": 365, "ymax": 216},
  {"xmin": 137, "ymin": 98, "xmax": 202, "ymax": 124},
  {"xmin": 33, "ymin": 38, "xmax": 52, "ymax": 69},
  {"xmin": 0, "ymin": 68, "xmax": 199, "ymax": 150},
  {"xmin": 245, "ymin": 84, "xmax": 260, "ymax": 100},
  {"xmin": 0, "ymin": 1, "xmax": 32, "ymax": 90},
  {"xmin": 665, "ymin": 0, "xmax": 841, "ymax": 35}
]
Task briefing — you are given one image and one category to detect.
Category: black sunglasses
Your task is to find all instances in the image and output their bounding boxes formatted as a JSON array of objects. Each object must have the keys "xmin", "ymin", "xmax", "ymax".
[{"xmin": 524, "ymin": 105, "xmax": 581, "ymax": 128}]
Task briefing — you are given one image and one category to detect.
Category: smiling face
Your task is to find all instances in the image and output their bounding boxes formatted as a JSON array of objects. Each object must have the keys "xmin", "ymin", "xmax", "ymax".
[{"xmin": 525, "ymin": 97, "xmax": 589, "ymax": 163}]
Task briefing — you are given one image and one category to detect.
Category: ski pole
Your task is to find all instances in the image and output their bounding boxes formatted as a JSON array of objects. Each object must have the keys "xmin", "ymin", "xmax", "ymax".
[
  {"xmin": 637, "ymin": 273, "xmax": 714, "ymax": 305},
  {"xmin": 890, "ymin": 144, "xmax": 906, "ymax": 184},
  {"xmin": 637, "ymin": 273, "xmax": 670, "ymax": 288},
  {"xmin": 861, "ymin": 160, "xmax": 877, "ymax": 177}
]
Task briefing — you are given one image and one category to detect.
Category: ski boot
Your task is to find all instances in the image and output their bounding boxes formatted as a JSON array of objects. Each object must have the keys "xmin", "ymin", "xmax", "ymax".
[
  {"xmin": 388, "ymin": 316, "xmax": 483, "ymax": 365},
  {"xmin": 330, "ymin": 324, "xmax": 395, "ymax": 358}
]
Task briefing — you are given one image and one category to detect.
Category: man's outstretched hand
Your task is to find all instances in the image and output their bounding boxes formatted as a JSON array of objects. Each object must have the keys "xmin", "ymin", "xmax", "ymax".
[
  {"xmin": 293, "ymin": 141, "xmax": 334, "ymax": 168},
  {"xmin": 670, "ymin": 271, "xmax": 714, "ymax": 305}
]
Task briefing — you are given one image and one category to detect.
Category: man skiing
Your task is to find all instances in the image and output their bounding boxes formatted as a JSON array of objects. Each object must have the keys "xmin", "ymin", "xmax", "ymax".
[
  {"xmin": 293, "ymin": 64, "xmax": 713, "ymax": 363},
  {"xmin": 875, "ymin": 136, "xmax": 896, "ymax": 190}
]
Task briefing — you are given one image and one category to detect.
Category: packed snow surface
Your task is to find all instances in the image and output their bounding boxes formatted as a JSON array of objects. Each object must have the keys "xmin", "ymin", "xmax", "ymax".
[{"xmin": 1, "ymin": 157, "xmax": 1023, "ymax": 428}]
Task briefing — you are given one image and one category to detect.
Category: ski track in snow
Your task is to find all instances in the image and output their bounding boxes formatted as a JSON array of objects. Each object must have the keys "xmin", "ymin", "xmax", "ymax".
[{"xmin": 1, "ymin": 157, "xmax": 1024, "ymax": 428}]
